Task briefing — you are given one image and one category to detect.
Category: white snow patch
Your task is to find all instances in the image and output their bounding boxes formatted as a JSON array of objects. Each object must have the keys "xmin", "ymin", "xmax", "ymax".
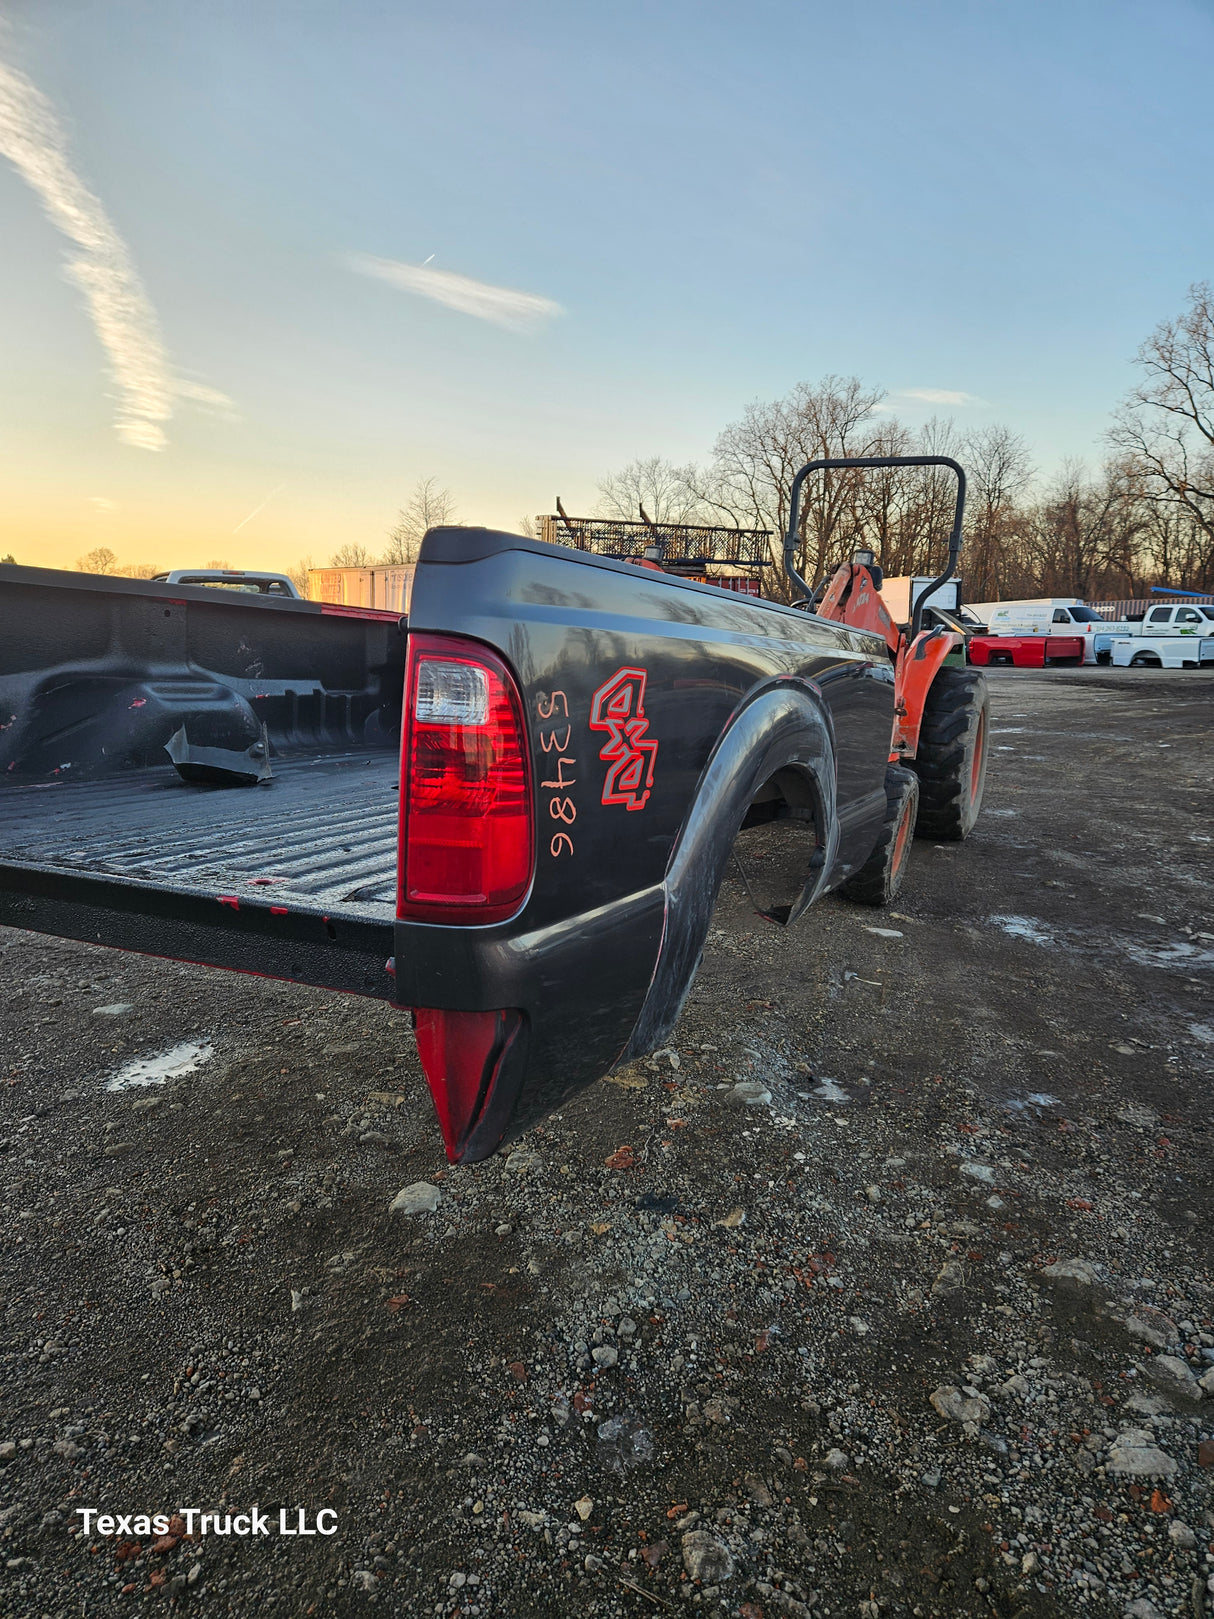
[
  {"xmin": 105, "ymin": 1040, "xmax": 213, "ymax": 1092},
  {"xmin": 1125, "ymin": 941, "xmax": 1214, "ymax": 969},
  {"xmin": 990, "ymin": 914, "xmax": 1053, "ymax": 946}
]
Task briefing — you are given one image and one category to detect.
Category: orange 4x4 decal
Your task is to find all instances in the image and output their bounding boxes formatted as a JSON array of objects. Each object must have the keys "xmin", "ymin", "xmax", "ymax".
[{"xmin": 589, "ymin": 667, "xmax": 658, "ymax": 811}]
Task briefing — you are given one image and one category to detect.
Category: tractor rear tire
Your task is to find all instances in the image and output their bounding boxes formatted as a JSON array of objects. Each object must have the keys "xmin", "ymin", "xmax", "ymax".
[
  {"xmin": 911, "ymin": 667, "xmax": 990, "ymax": 841},
  {"xmin": 839, "ymin": 766, "xmax": 919, "ymax": 906}
]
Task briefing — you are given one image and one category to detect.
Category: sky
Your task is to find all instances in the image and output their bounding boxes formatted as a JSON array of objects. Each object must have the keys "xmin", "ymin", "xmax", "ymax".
[{"xmin": 1, "ymin": 0, "xmax": 1213, "ymax": 576}]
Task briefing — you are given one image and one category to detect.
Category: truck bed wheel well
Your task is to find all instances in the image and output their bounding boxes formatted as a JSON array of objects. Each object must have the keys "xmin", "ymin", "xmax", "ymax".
[{"xmin": 621, "ymin": 685, "xmax": 836, "ymax": 1059}]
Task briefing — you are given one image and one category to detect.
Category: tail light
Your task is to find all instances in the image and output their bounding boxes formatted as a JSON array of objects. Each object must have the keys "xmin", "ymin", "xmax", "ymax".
[{"xmin": 398, "ymin": 634, "xmax": 533, "ymax": 924}]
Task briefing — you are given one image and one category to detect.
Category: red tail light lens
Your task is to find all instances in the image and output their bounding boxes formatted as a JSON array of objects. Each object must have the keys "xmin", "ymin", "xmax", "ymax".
[
  {"xmin": 413, "ymin": 1007, "xmax": 522, "ymax": 1160},
  {"xmin": 398, "ymin": 635, "xmax": 533, "ymax": 924}
]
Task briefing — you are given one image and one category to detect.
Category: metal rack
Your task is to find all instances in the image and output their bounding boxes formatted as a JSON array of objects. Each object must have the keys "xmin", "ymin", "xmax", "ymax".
[{"xmin": 538, "ymin": 513, "xmax": 771, "ymax": 577}]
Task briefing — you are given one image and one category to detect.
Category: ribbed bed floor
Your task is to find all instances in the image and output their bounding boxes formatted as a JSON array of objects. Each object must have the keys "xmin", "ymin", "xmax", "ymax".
[{"xmin": 0, "ymin": 752, "xmax": 400, "ymax": 922}]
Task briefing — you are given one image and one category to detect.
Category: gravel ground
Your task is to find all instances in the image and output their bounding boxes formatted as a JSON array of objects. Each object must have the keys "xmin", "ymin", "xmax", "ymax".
[{"xmin": 1, "ymin": 666, "xmax": 1212, "ymax": 1619}]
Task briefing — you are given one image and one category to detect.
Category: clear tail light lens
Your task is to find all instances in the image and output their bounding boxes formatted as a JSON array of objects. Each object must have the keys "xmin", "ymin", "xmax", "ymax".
[{"xmin": 398, "ymin": 635, "xmax": 533, "ymax": 924}]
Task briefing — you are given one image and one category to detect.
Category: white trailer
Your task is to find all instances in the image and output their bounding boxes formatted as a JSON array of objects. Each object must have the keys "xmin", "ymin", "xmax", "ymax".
[{"xmin": 306, "ymin": 565, "xmax": 415, "ymax": 613}]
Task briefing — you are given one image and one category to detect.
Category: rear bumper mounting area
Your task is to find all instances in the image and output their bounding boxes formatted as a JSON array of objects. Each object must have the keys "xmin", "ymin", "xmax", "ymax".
[{"xmin": 0, "ymin": 861, "xmax": 397, "ymax": 998}]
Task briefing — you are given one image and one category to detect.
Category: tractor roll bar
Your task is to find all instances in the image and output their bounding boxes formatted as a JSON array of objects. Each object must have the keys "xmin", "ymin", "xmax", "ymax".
[{"xmin": 783, "ymin": 455, "xmax": 967, "ymax": 638}]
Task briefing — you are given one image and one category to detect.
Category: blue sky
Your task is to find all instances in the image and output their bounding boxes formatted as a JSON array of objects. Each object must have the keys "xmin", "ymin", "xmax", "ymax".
[{"xmin": 1, "ymin": 0, "xmax": 1212, "ymax": 571}]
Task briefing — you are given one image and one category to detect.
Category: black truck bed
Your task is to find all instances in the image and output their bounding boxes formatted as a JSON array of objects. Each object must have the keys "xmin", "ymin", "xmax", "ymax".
[
  {"xmin": 0, "ymin": 752, "xmax": 399, "ymax": 919},
  {"xmin": 0, "ymin": 753, "xmax": 400, "ymax": 998},
  {"xmin": 0, "ymin": 564, "xmax": 406, "ymax": 998}
]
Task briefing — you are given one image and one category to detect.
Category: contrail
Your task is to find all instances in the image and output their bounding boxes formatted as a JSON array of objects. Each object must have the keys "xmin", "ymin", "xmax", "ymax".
[
  {"xmin": 348, "ymin": 253, "xmax": 563, "ymax": 332},
  {"xmin": 421, "ymin": 253, "xmax": 435, "ymax": 265},
  {"xmin": 0, "ymin": 55, "xmax": 228, "ymax": 449},
  {"xmin": 232, "ymin": 483, "xmax": 286, "ymax": 535}
]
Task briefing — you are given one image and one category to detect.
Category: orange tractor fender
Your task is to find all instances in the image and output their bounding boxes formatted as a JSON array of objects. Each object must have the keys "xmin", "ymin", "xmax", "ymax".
[{"xmin": 891, "ymin": 628, "xmax": 961, "ymax": 761}]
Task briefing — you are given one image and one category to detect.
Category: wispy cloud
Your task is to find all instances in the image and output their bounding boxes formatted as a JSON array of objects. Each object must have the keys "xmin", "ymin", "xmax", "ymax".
[
  {"xmin": 89, "ymin": 495, "xmax": 117, "ymax": 514},
  {"xmin": 0, "ymin": 56, "xmax": 231, "ymax": 449},
  {"xmin": 899, "ymin": 388, "xmax": 987, "ymax": 406},
  {"xmin": 348, "ymin": 253, "xmax": 563, "ymax": 332}
]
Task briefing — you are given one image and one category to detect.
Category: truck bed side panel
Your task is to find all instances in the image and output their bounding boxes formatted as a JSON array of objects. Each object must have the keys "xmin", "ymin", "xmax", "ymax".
[{"xmin": 395, "ymin": 529, "xmax": 893, "ymax": 1137}]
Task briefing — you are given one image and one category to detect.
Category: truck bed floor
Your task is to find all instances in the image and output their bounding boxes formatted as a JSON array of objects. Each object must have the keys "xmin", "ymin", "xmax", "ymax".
[{"xmin": 0, "ymin": 752, "xmax": 400, "ymax": 923}]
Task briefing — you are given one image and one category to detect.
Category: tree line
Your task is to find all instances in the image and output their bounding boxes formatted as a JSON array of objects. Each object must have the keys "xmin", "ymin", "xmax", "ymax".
[
  {"xmin": 38, "ymin": 286, "xmax": 1214, "ymax": 604},
  {"xmin": 592, "ymin": 284, "xmax": 1214, "ymax": 603}
]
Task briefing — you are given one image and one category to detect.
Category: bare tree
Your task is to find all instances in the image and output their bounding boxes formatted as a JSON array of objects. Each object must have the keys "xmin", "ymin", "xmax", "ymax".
[
  {"xmin": 329, "ymin": 543, "xmax": 374, "ymax": 568},
  {"xmin": 286, "ymin": 556, "xmax": 314, "ymax": 595},
  {"xmin": 384, "ymin": 478, "xmax": 458, "ymax": 564},
  {"xmin": 1108, "ymin": 282, "xmax": 1214, "ymax": 587},
  {"xmin": 205, "ymin": 558, "xmax": 231, "ymax": 570},
  {"xmin": 956, "ymin": 424, "xmax": 1035, "ymax": 600},
  {"xmin": 76, "ymin": 546, "xmax": 117, "ymax": 574},
  {"xmin": 118, "ymin": 563, "xmax": 161, "ymax": 579},
  {"xmin": 1, "ymin": 553, "xmax": 16, "ymax": 564},
  {"xmin": 1021, "ymin": 461, "xmax": 1145, "ymax": 600},
  {"xmin": 517, "ymin": 515, "xmax": 538, "ymax": 539},
  {"xmin": 706, "ymin": 376, "xmax": 888, "ymax": 595},
  {"xmin": 595, "ymin": 457, "xmax": 704, "ymax": 524}
]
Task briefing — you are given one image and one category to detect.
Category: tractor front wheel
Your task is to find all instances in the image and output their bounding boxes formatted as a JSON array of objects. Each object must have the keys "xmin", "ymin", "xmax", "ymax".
[
  {"xmin": 840, "ymin": 766, "xmax": 919, "ymax": 906},
  {"xmin": 911, "ymin": 667, "xmax": 990, "ymax": 840}
]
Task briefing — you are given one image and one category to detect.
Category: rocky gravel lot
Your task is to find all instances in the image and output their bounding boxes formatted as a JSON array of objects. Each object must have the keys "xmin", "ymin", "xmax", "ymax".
[{"xmin": 1, "ymin": 667, "xmax": 1212, "ymax": 1619}]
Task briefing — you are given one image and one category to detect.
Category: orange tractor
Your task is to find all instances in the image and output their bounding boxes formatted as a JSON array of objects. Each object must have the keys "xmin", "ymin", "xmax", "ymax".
[{"xmin": 783, "ymin": 455, "xmax": 990, "ymax": 871}]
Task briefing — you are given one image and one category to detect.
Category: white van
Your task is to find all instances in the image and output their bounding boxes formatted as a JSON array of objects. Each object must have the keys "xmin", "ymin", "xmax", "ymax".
[{"xmin": 966, "ymin": 599, "xmax": 1109, "ymax": 634}]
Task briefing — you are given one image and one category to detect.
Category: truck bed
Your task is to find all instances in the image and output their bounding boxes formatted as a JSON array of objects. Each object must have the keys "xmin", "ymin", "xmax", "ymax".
[
  {"xmin": 0, "ymin": 751, "xmax": 399, "ymax": 918},
  {"xmin": 0, "ymin": 752, "xmax": 400, "ymax": 997}
]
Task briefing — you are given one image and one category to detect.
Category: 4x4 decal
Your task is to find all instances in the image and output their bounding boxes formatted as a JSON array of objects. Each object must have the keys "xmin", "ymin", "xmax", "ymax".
[{"xmin": 589, "ymin": 667, "xmax": 658, "ymax": 811}]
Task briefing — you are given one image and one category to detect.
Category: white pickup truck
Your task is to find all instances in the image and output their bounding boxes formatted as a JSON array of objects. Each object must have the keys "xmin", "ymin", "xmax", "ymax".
[
  {"xmin": 1115, "ymin": 603, "xmax": 1214, "ymax": 637},
  {"xmin": 1105, "ymin": 602, "xmax": 1214, "ymax": 668}
]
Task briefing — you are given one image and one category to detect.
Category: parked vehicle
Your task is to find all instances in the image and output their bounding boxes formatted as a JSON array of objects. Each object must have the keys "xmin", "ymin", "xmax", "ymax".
[
  {"xmin": 152, "ymin": 568, "xmax": 301, "ymax": 597},
  {"xmin": 1114, "ymin": 603, "xmax": 1214, "ymax": 637},
  {"xmin": 964, "ymin": 599, "xmax": 1123, "ymax": 665},
  {"xmin": 1089, "ymin": 604, "xmax": 1214, "ymax": 664},
  {"xmin": 965, "ymin": 599, "xmax": 1107, "ymax": 631},
  {"xmin": 1110, "ymin": 635, "xmax": 1214, "ymax": 669},
  {"xmin": 0, "ymin": 458, "xmax": 989, "ymax": 1165}
]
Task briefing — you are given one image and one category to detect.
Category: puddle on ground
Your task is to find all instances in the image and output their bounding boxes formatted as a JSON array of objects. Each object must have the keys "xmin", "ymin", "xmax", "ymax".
[
  {"xmin": 1004, "ymin": 1092, "xmax": 1062, "ymax": 1113},
  {"xmin": 810, "ymin": 1077, "xmax": 850, "ymax": 1104},
  {"xmin": 990, "ymin": 914, "xmax": 1053, "ymax": 946},
  {"xmin": 105, "ymin": 1040, "xmax": 214, "ymax": 1092}
]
